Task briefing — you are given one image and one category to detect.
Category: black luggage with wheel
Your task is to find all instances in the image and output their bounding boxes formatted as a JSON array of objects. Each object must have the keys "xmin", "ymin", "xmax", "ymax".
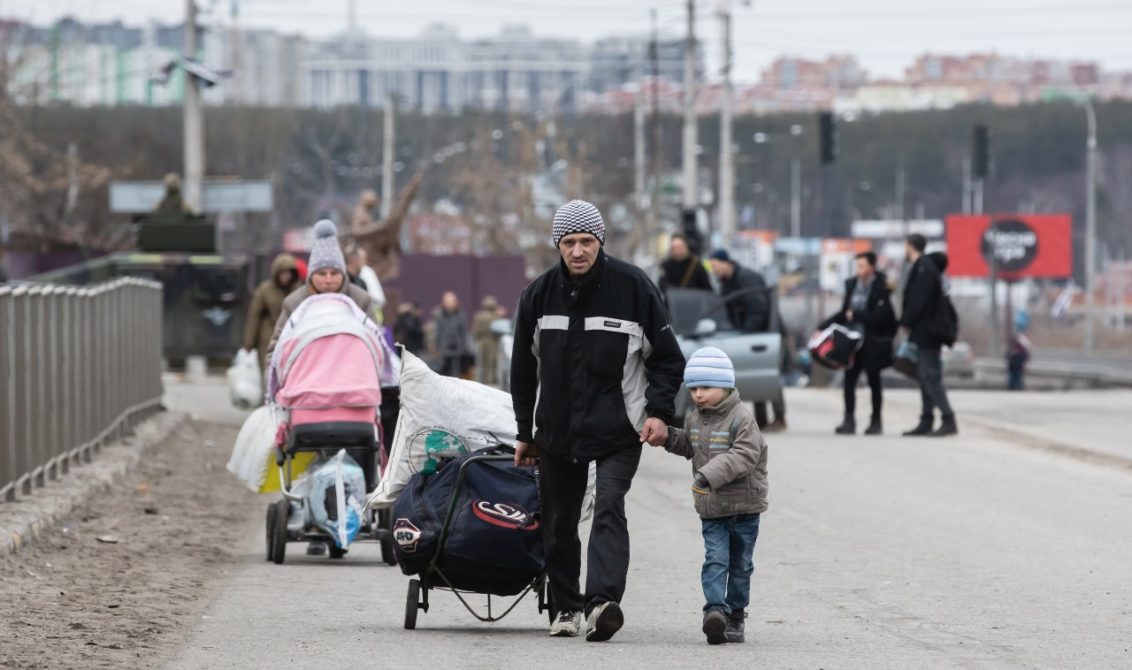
[{"xmin": 393, "ymin": 447, "xmax": 550, "ymax": 629}]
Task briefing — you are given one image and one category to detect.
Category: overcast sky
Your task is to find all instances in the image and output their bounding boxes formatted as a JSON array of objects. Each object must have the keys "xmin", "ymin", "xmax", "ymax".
[{"xmin": 4, "ymin": 0, "xmax": 1132, "ymax": 82}]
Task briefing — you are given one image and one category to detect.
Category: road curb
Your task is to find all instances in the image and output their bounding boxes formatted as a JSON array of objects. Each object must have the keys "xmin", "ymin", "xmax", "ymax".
[
  {"xmin": 0, "ymin": 411, "xmax": 189, "ymax": 557},
  {"xmin": 882, "ymin": 393, "xmax": 1132, "ymax": 472}
]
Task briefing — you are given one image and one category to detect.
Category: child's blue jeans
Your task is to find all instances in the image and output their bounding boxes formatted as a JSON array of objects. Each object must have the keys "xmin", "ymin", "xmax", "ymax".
[{"xmin": 701, "ymin": 513, "xmax": 760, "ymax": 613}]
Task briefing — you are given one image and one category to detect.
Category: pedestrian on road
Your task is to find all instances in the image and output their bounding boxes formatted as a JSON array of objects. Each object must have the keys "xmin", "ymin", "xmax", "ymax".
[
  {"xmin": 900, "ymin": 234, "xmax": 958, "ymax": 437},
  {"xmin": 265, "ymin": 219, "xmax": 376, "ymax": 557},
  {"xmin": 266, "ymin": 220, "xmax": 377, "ymax": 363},
  {"xmin": 432, "ymin": 292, "xmax": 469, "ymax": 378},
  {"xmin": 472, "ymin": 295, "xmax": 501, "ymax": 385},
  {"xmin": 822, "ymin": 251, "xmax": 898, "ymax": 435},
  {"xmin": 1007, "ymin": 310, "xmax": 1032, "ymax": 391},
  {"xmin": 659, "ymin": 234, "xmax": 713, "ymax": 296},
  {"xmin": 511, "ymin": 199, "xmax": 685, "ymax": 642},
  {"xmin": 656, "ymin": 346, "xmax": 767, "ymax": 645},
  {"xmin": 708, "ymin": 250, "xmax": 786, "ymax": 432},
  {"xmin": 394, "ymin": 302, "xmax": 425, "ymax": 356},
  {"xmin": 345, "ymin": 244, "xmax": 387, "ymax": 323},
  {"xmin": 242, "ymin": 253, "xmax": 300, "ymax": 372}
]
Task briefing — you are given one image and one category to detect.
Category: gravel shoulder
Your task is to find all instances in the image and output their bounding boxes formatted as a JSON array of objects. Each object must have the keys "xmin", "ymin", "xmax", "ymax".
[{"xmin": 0, "ymin": 418, "xmax": 258, "ymax": 670}]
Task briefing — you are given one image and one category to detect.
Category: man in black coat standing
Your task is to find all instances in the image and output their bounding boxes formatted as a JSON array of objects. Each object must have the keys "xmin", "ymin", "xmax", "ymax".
[
  {"xmin": 900, "ymin": 234, "xmax": 958, "ymax": 437},
  {"xmin": 822, "ymin": 251, "xmax": 898, "ymax": 435},
  {"xmin": 658, "ymin": 234, "xmax": 713, "ymax": 296},
  {"xmin": 708, "ymin": 249, "xmax": 786, "ymax": 431}
]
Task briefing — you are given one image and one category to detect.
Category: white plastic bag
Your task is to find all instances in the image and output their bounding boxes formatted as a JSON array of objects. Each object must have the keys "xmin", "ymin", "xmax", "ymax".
[
  {"xmin": 226, "ymin": 406, "xmax": 276, "ymax": 492},
  {"xmin": 227, "ymin": 349, "xmax": 263, "ymax": 409},
  {"xmin": 306, "ymin": 450, "xmax": 366, "ymax": 549},
  {"xmin": 367, "ymin": 349, "xmax": 597, "ymax": 522}
]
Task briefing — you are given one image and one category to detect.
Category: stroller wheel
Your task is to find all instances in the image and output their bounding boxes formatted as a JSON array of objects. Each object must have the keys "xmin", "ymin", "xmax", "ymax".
[
  {"xmin": 265, "ymin": 504, "xmax": 278, "ymax": 562},
  {"xmin": 404, "ymin": 579, "xmax": 421, "ymax": 630},
  {"xmin": 271, "ymin": 499, "xmax": 289, "ymax": 565},
  {"xmin": 378, "ymin": 509, "xmax": 397, "ymax": 566}
]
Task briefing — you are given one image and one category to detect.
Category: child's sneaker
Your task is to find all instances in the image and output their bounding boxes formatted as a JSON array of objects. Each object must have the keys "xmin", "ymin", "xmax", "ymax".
[
  {"xmin": 725, "ymin": 610, "xmax": 747, "ymax": 643},
  {"xmin": 702, "ymin": 608, "xmax": 728, "ymax": 645}
]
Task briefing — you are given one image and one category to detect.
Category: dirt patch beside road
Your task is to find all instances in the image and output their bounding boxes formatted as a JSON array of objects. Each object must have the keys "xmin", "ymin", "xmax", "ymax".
[{"xmin": 0, "ymin": 418, "xmax": 258, "ymax": 669}]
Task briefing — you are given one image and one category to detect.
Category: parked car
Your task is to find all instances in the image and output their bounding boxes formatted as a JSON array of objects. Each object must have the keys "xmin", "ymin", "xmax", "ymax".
[{"xmin": 665, "ymin": 288, "xmax": 783, "ymax": 419}]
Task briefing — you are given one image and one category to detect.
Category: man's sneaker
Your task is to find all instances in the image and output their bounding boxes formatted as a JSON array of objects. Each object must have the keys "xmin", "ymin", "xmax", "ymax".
[
  {"xmin": 702, "ymin": 608, "xmax": 728, "ymax": 645},
  {"xmin": 584, "ymin": 602, "xmax": 624, "ymax": 642},
  {"xmin": 548, "ymin": 610, "xmax": 582, "ymax": 638},
  {"xmin": 725, "ymin": 611, "xmax": 747, "ymax": 643}
]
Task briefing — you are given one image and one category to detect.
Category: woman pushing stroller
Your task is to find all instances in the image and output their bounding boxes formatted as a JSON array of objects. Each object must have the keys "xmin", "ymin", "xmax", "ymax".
[
  {"xmin": 266, "ymin": 219, "xmax": 379, "ymax": 361},
  {"xmin": 265, "ymin": 219, "xmax": 386, "ymax": 558}
]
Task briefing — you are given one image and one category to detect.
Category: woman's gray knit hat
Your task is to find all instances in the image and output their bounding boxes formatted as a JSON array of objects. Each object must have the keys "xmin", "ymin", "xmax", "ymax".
[{"xmin": 307, "ymin": 219, "xmax": 346, "ymax": 276}]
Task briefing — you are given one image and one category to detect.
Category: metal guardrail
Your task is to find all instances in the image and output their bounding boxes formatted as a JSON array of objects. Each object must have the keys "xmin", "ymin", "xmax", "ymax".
[{"xmin": 0, "ymin": 278, "xmax": 165, "ymax": 502}]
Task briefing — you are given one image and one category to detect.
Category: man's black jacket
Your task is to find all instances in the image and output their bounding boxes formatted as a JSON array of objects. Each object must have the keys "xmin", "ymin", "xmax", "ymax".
[
  {"xmin": 901, "ymin": 253, "xmax": 945, "ymax": 347},
  {"xmin": 510, "ymin": 251, "xmax": 686, "ymax": 462},
  {"xmin": 720, "ymin": 263, "xmax": 771, "ymax": 332},
  {"xmin": 658, "ymin": 255, "xmax": 713, "ymax": 294}
]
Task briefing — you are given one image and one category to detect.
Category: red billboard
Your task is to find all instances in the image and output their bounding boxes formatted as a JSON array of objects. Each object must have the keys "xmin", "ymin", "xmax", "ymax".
[{"xmin": 945, "ymin": 214, "xmax": 1072, "ymax": 279}]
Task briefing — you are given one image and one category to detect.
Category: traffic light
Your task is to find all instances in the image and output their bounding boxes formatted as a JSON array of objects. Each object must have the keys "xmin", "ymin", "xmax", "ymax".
[
  {"xmin": 819, "ymin": 111, "xmax": 837, "ymax": 165},
  {"xmin": 681, "ymin": 207, "xmax": 702, "ymax": 254},
  {"xmin": 973, "ymin": 124, "xmax": 990, "ymax": 179}
]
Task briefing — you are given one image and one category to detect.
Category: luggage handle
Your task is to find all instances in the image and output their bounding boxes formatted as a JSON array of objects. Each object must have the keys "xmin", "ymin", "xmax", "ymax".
[{"xmin": 750, "ymin": 344, "xmax": 768, "ymax": 352}]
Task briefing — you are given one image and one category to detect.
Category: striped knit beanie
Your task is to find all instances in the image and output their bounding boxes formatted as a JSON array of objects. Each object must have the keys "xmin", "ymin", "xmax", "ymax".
[
  {"xmin": 684, "ymin": 346, "xmax": 736, "ymax": 389},
  {"xmin": 308, "ymin": 219, "xmax": 346, "ymax": 277},
  {"xmin": 552, "ymin": 200, "xmax": 606, "ymax": 247}
]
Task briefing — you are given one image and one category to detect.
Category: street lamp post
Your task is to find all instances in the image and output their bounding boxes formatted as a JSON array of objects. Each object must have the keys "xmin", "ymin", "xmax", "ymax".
[{"xmin": 1084, "ymin": 98, "xmax": 1098, "ymax": 353}]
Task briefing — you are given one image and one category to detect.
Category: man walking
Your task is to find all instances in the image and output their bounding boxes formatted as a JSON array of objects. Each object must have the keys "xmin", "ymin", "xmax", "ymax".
[
  {"xmin": 822, "ymin": 251, "xmax": 898, "ymax": 435},
  {"xmin": 900, "ymin": 234, "xmax": 958, "ymax": 437},
  {"xmin": 511, "ymin": 200, "xmax": 685, "ymax": 642}
]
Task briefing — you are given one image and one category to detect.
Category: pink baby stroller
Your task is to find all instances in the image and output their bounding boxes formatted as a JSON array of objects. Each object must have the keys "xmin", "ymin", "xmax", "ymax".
[{"xmin": 264, "ymin": 293, "xmax": 398, "ymax": 565}]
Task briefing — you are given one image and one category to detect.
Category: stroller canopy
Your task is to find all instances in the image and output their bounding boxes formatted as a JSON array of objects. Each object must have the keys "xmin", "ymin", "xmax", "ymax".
[{"xmin": 269, "ymin": 294, "xmax": 385, "ymax": 409}]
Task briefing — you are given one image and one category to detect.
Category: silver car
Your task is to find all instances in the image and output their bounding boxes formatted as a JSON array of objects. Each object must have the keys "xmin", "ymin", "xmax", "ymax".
[
  {"xmin": 665, "ymin": 288, "xmax": 783, "ymax": 419},
  {"xmin": 492, "ymin": 288, "xmax": 784, "ymax": 418}
]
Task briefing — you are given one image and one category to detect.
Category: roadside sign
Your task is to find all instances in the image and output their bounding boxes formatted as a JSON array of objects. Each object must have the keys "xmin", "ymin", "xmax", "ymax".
[
  {"xmin": 110, "ymin": 180, "xmax": 274, "ymax": 213},
  {"xmin": 945, "ymin": 214, "xmax": 1072, "ymax": 279}
]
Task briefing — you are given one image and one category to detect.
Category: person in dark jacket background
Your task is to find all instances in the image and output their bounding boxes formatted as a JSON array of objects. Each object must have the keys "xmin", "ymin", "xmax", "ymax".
[
  {"xmin": 900, "ymin": 234, "xmax": 958, "ymax": 437},
  {"xmin": 822, "ymin": 251, "xmax": 898, "ymax": 435},
  {"xmin": 707, "ymin": 249, "xmax": 770, "ymax": 333},
  {"xmin": 708, "ymin": 249, "xmax": 785, "ymax": 431},
  {"xmin": 242, "ymin": 253, "xmax": 300, "ymax": 372},
  {"xmin": 393, "ymin": 302, "xmax": 425, "ymax": 355},
  {"xmin": 511, "ymin": 199, "xmax": 685, "ymax": 642},
  {"xmin": 431, "ymin": 291, "xmax": 468, "ymax": 377},
  {"xmin": 659, "ymin": 234, "xmax": 713, "ymax": 296}
]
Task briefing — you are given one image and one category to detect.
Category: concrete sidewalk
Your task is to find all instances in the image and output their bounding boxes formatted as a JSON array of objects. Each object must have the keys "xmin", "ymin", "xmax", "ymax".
[{"xmin": 878, "ymin": 387, "xmax": 1132, "ymax": 469}]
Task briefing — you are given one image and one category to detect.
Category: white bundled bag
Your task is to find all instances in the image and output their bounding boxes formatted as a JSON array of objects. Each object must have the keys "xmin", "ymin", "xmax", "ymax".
[
  {"xmin": 226, "ymin": 406, "xmax": 276, "ymax": 492},
  {"xmin": 368, "ymin": 349, "xmax": 596, "ymax": 521},
  {"xmin": 227, "ymin": 349, "xmax": 263, "ymax": 408}
]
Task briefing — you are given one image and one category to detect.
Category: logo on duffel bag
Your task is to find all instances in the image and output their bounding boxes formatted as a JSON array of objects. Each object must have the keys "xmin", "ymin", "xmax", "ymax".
[
  {"xmin": 472, "ymin": 501, "xmax": 540, "ymax": 531},
  {"xmin": 393, "ymin": 518, "xmax": 422, "ymax": 553}
]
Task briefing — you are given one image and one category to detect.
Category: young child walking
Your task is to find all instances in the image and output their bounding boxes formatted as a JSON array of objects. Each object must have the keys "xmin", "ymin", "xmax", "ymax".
[{"xmin": 657, "ymin": 346, "xmax": 768, "ymax": 644}]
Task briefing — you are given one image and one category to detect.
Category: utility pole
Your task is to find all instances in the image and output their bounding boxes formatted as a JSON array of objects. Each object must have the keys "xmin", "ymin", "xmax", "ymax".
[
  {"xmin": 229, "ymin": 0, "xmax": 241, "ymax": 105},
  {"xmin": 681, "ymin": 0, "xmax": 698, "ymax": 211},
  {"xmin": 183, "ymin": 0, "xmax": 204, "ymax": 213},
  {"xmin": 649, "ymin": 9, "xmax": 662, "ymax": 242},
  {"xmin": 1084, "ymin": 99, "xmax": 1098, "ymax": 353},
  {"xmin": 634, "ymin": 91, "xmax": 647, "ymax": 212},
  {"xmin": 381, "ymin": 92, "xmax": 396, "ymax": 219},
  {"xmin": 718, "ymin": 0, "xmax": 735, "ymax": 243},
  {"xmin": 895, "ymin": 156, "xmax": 906, "ymax": 223},
  {"xmin": 790, "ymin": 157, "xmax": 801, "ymax": 238}
]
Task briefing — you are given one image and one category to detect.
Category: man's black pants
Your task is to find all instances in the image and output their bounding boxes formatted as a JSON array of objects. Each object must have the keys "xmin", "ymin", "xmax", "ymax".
[
  {"xmin": 917, "ymin": 345, "xmax": 954, "ymax": 421},
  {"xmin": 538, "ymin": 445, "xmax": 641, "ymax": 617}
]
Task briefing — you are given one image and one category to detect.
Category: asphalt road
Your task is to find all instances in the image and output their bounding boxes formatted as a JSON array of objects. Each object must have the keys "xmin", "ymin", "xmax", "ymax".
[{"xmin": 164, "ymin": 387, "xmax": 1132, "ymax": 670}]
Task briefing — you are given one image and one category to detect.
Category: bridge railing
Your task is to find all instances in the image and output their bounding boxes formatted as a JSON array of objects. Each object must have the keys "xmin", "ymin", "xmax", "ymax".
[{"xmin": 1, "ymin": 278, "xmax": 164, "ymax": 502}]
